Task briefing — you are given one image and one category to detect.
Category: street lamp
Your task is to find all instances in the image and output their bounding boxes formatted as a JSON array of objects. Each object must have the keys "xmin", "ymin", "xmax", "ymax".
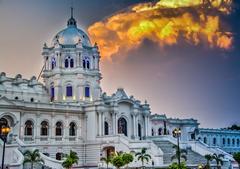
[
  {"xmin": 173, "ymin": 128, "xmax": 181, "ymax": 167},
  {"xmin": 0, "ymin": 126, "xmax": 11, "ymax": 169}
]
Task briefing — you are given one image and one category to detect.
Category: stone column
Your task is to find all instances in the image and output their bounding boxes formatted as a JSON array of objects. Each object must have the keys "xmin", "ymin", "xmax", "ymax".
[
  {"xmin": 102, "ymin": 112, "xmax": 105, "ymax": 135},
  {"xmin": 98, "ymin": 112, "xmax": 102, "ymax": 136},
  {"xmin": 112, "ymin": 112, "xmax": 116, "ymax": 135},
  {"xmin": 144, "ymin": 115, "xmax": 148, "ymax": 137},
  {"xmin": 133, "ymin": 115, "xmax": 136, "ymax": 139}
]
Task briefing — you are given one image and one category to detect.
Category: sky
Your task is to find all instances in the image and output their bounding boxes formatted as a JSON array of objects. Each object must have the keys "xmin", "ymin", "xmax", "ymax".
[{"xmin": 0, "ymin": 0, "xmax": 239, "ymax": 128}]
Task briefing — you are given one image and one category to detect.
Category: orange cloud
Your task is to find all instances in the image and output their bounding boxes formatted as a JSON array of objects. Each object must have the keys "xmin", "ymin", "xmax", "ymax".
[{"xmin": 88, "ymin": 0, "xmax": 233, "ymax": 60}]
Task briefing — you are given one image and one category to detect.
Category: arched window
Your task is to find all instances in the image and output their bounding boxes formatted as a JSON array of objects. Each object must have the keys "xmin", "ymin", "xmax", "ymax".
[
  {"xmin": 50, "ymin": 85, "xmax": 54, "ymax": 101},
  {"xmin": 66, "ymin": 85, "xmax": 73, "ymax": 97},
  {"xmin": 51, "ymin": 57, "xmax": 56, "ymax": 70},
  {"xmin": 69, "ymin": 122, "xmax": 76, "ymax": 136},
  {"xmin": 213, "ymin": 137, "xmax": 216, "ymax": 145},
  {"xmin": 64, "ymin": 56, "xmax": 74, "ymax": 68},
  {"xmin": 56, "ymin": 121, "xmax": 63, "ymax": 136},
  {"xmin": 158, "ymin": 128, "xmax": 162, "ymax": 135},
  {"xmin": 138, "ymin": 124, "xmax": 142, "ymax": 139},
  {"xmin": 65, "ymin": 58, "xmax": 69, "ymax": 68},
  {"xmin": 25, "ymin": 120, "xmax": 33, "ymax": 136},
  {"xmin": 204, "ymin": 137, "xmax": 207, "ymax": 144},
  {"xmin": 41, "ymin": 121, "xmax": 49, "ymax": 136},
  {"xmin": 223, "ymin": 138, "xmax": 225, "ymax": 145},
  {"xmin": 85, "ymin": 86, "xmax": 90, "ymax": 98},
  {"xmin": 198, "ymin": 137, "xmax": 201, "ymax": 141},
  {"xmin": 232, "ymin": 139, "xmax": 235, "ymax": 146},
  {"xmin": 70, "ymin": 58, "xmax": 74, "ymax": 68},
  {"xmin": 118, "ymin": 117, "xmax": 127, "ymax": 136},
  {"xmin": 237, "ymin": 139, "xmax": 239, "ymax": 147},
  {"xmin": 227, "ymin": 138, "xmax": 230, "ymax": 145},
  {"xmin": 56, "ymin": 153, "xmax": 63, "ymax": 160},
  {"xmin": 86, "ymin": 60, "xmax": 90, "ymax": 69},
  {"xmin": 83, "ymin": 60, "xmax": 86, "ymax": 69},
  {"xmin": 104, "ymin": 121, "xmax": 109, "ymax": 135},
  {"xmin": 83, "ymin": 57, "xmax": 90, "ymax": 69}
]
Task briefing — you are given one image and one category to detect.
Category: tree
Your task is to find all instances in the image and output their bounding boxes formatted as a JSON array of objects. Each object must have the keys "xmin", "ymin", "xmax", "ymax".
[
  {"xmin": 112, "ymin": 152, "xmax": 125, "ymax": 169},
  {"xmin": 169, "ymin": 162, "xmax": 187, "ymax": 169},
  {"xmin": 212, "ymin": 153, "xmax": 224, "ymax": 169},
  {"xmin": 135, "ymin": 148, "xmax": 151, "ymax": 168},
  {"xmin": 204, "ymin": 154, "xmax": 213, "ymax": 169},
  {"xmin": 23, "ymin": 149, "xmax": 44, "ymax": 169},
  {"xmin": 171, "ymin": 145, "xmax": 187, "ymax": 165},
  {"xmin": 233, "ymin": 152, "xmax": 240, "ymax": 169},
  {"xmin": 122, "ymin": 153, "xmax": 134, "ymax": 168},
  {"xmin": 101, "ymin": 155, "xmax": 113, "ymax": 169},
  {"xmin": 227, "ymin": 124, "xmax": 240, "ymax": 131},
  {"xmin": 62, "ymin": 150, "xmax": 79, "ymax": 169}
]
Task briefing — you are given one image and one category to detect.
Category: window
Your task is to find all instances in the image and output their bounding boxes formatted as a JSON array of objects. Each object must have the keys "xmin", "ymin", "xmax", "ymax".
[
  {"xmin": 232, "ymin": 139, "xmax": 235, "ymax": 146},
  {"xmin": 83, "ymin": 57, "xmax": 90, "ymax": 69},
  {"xmin": 104, "ymin": 121, "xmax": 109, "ymax": 135},
  {"xmin": 138, "ymin": 124, "xmax": 142, "ymax": 139},
  {"xmin": 204, "ymin": 137, "xmax": 207, "ymax": 144},
  {"xmin": 223, "ymin": 138, "xmax": 225, "ymax": 145},
  {"xmin": 69, "ymin": 122, "xmax": 76, "ymax": 136},
  {"xmin": 83, "ymin": 60, "xmax": 86, "ymax": 69},
  {"xmin": 24, "ymin": 120, "xmax": 33, "ymax": 136},
  {"xmin": 50, "ymin": 85, "xmax": 54, "ymax": 101},
  {"xmin": 228, "ymin": 138, "xmax": 230, "ymax": 145},
  {"xmin": 56, "ymin": 121, "xmax": 63, "ymax": 136},
  {"xmin": 66, "ymin": 85, "xmax": 73, "ymax": 97},
  {"xmin": 213, "ymin": 138, "xmax": 216, "ymax": 145},
  {"xmin": 118, "ymin": 117, "xmax": 127, "ymax": 136},
  {"xmin": 15, "ymin": 96, "xmax": 19, "ymax": 100},
  {"xmin": 237, "ymin": 139, "xmax": 239, "ymax": 147},
  {"xmin": 56, "ymin": 153, "xmax": 63, "ymax": 160},
  {"xmin": 51, "ymin": 57, "xmax": 56, "ymax": 69},
  {"xmin": 158, "ymin": 128, "xmax": 162, "ymax": 135},
  {"xmin": 64, "ymin": 56, "xmax": 74, "ymax": 68},
  {"xmin": 152, "ymin": 129, "xmax": 154, "ymax": 136},
  {"xmin": 30, "ymin": 98, "xmax": 34, "ymax": 102},
  {"xmin": 70, "ymin": 58, "xmax": 74, "ymax": 68},
  {"xmin": 41, "ymin": 121, "xmax": 49, "ymax": 136},
  {"xmin": 85, "ymin": 86, "xmax": 90, "ymax": 98}
]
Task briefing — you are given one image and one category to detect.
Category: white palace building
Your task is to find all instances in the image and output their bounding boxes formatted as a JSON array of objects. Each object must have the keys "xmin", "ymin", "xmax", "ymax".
[{"xmin": 0, "ymin": 10, "xmax": 240, "ymax": 169}]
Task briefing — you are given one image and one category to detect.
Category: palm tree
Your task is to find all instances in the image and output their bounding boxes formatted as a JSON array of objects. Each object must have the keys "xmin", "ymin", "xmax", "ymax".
[
  {"xmin": 101, "ymin": 155, "xmax": 113, "ymax": 169},
  {"xmin": 135, "ymin": 148, "xmax": 151, "ymax": 168},
  {"xmin": 204, "ymin": 154, "xmax": 213, "ymax": 169},
  {"xmin": 23, "ymin": 149, "xmax": 44, "ymax": 169},
  {"xmin": 171, "ymin": 145, "xmax": 187, "ymax": 165},
  {"xmin": 62, "ymin": 150, "xmax": 79, "ymax": 169},
  {"xmin": 212, "ymin": 153, "xmax": 224, "ymax": 169}
]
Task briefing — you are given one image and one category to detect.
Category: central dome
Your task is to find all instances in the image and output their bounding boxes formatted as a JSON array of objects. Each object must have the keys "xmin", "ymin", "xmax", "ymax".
[{"xmin": 52, "ymin": 9, "xmax": 91, "ymax": 47}]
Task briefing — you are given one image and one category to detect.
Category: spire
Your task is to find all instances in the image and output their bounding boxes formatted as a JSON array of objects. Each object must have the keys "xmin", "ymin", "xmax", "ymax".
[{"xmin": 67, "ymin": 7, "xmax": 77, "ymax": 27}]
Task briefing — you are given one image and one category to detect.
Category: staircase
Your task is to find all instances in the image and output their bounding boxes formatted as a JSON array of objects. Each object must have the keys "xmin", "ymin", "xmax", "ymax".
[{"xmin": 153, "ymin": 140, "xmax": 212, "ymax": 166}]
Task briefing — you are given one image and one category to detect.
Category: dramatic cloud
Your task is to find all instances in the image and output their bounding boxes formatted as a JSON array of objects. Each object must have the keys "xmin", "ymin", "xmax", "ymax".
[{"xmin": 88, "ymin": 0, "xmax": 233, "ymax": 60}]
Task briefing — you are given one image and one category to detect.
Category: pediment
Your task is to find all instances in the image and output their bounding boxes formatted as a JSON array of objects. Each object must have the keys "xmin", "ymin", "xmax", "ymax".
[
  {"xmin": 114, "ymin": 88, "xmax": 128, "ymax": 99},
  {"xmin": 0, "ymin": 96, "xmax": 16, "ymax": 106}
]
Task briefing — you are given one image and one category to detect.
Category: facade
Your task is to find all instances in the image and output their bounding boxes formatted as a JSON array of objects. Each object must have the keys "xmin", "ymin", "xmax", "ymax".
[{"xmin": 0, "ymin": 9, "xmax": 239, "ymax": 169}]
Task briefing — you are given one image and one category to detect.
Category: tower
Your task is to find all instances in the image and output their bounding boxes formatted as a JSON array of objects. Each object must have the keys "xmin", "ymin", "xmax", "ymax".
[{"xmin": 42, "ymin": 8, "xmax": 101, "ymax": 103}]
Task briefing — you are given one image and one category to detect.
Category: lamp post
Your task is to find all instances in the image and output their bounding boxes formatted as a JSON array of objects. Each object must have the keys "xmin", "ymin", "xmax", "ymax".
[
  {"xmin": 173, "ymin": 128, "xmax": 181, "ymax": 167},
  {"xmin": 0, "ymin": 126, "xmax": 10, "ymax": 169}
]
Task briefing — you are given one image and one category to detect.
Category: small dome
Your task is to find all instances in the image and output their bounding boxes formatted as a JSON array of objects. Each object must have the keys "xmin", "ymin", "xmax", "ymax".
[{"xmin": 52, "ymin": 8, "xmax": 91, "ymax": 47}]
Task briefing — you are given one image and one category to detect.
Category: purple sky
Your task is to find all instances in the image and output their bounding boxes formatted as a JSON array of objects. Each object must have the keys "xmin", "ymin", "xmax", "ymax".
[{"xmin": 0, "ymin": 0, "xmax": 239, "ymax": 128}]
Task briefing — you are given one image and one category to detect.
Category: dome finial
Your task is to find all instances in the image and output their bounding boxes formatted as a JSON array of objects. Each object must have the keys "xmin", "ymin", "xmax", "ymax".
[{"xmin": 67, "ymin": 7, "xmax": 77, "ymax": 27}]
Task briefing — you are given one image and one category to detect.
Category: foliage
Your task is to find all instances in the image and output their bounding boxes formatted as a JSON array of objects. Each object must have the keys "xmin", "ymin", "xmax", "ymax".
[
  {"xmin": 112, "ymin": 154, "xmax": 125, "ymax": 169},
  {"xmin": 122, "ymin": 153, "xmax": 134, "ymax": 167},
  {"xmin": 171, "ymin": 145, "xmax": 187, "ymax": 163},
  {"xmin": 212, "ymin": 153, "xmax": 224, "ymax": 169},
  {"xmin": 23, "ymin": 149, "xmax": 44, "ymax": 169},
  {"xmin": 62, "ymin": 150, "xmax": 79, "ymax": 169},
  {"xmin": 227, "ymin": 124, "xmax": 240, "ymax": 131},
  {"xmin": 101, "ymin": 155, "xmax": 113, "ymax": 169},
  {"xmin": 135, "ymin": 148, "xmax": 151, "ymax": 167},
  {"xmin": 233, "ymin": 152, "xmax": 240, "ymax": 169},
  {"xmin": 169, "ymin": 162, "xmax": 187, "ymax": 169},
  {"xmin": 204, "ymin": 154, "xmax": 213, "ymax": 169}
]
